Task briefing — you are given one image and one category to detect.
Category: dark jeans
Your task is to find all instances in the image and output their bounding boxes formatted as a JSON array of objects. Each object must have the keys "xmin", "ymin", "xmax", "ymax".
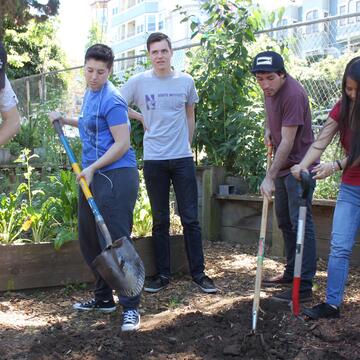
[
  {"xmin": 274, "ymin": 173, "xmax": 316, "ymax": 291},
  {"xmin": 78, "ymin": 167, "xmax": 140, "ymax": 309},
  {"xmin": 143, "ymin": 157, "xmax": 205, "ymax": 279}
]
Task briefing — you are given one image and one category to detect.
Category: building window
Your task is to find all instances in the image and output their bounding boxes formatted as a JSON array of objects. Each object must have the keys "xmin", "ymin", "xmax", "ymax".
[
  {"xmin": 127, "ymin": 0, "xmax": 136, "ymax": 8},
  {"xmin": 127, "ymin": 50, "xmax": 135, "ymax": 68},
  {"xmin": 112, "ymin": 7, "xmax": 118, "ymax": 15},
  {"xmin": 349, "ymin": 0, "xmax": 356, "ymax": 23},
  {"xmin": 128, "ymin": 20, "xmax": 136, "ymax": 37},
  {"xmin": 357, "ymin": 1, "xmax": 360, "ymax": 22},
  {"xmin": 137, "ymin": 23, "xmax": 144, "ymax": 34},
  {"xmin": 158, "ymin": 14, "xmax": 164, "ymax": 30},
  {"xmin": 277, "ymin": 18, "xmax": 288, "ymax": 39},
  {"xmin": 147, "ymin": 15, "xmax": 156, "ymax": 32},
  {"xmin": 121, "ymin": 24, "xmax": 126, "ymax": 40},
  {"xmin": 137, "ymin": 0, "xmax": 144, "ymax": 3},
  {"xmin": 306, "ymin": 10, "xmax": 319, "ymax": 34},
  {"xmin": 339, "ymin": 5, "xmax": 346, "ymax": 26}
]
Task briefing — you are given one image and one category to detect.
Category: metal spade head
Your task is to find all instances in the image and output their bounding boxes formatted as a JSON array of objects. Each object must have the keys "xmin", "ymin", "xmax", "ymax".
[{"xmin": 93, "ymin": 236, "xmax": 145, "ymax": 297}]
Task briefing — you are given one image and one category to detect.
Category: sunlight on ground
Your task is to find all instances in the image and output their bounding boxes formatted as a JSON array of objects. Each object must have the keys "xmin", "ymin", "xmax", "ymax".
[{"xmin": 0, "ymin": 301, "xmax": 66, "ymax": 328}]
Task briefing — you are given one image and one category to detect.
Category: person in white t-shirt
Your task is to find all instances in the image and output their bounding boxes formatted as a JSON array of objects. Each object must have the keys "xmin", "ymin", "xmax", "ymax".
[
  {"xmin": 121, "ymin": 32, "xmax": 217, "ymax": 294},
  {"xmin": 0, "ymin": 42, "xmax": 20, "ymax": 145}
]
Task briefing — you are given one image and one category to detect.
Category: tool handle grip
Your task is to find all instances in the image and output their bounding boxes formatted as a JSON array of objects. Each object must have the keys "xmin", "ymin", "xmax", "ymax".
[
  {"xmin": 52, "ymin": 119, "xmax": 64, "ymax": 137},
  {"xmin": 300, "ymin": 171, "xmax": 310, "ymax": 200}
]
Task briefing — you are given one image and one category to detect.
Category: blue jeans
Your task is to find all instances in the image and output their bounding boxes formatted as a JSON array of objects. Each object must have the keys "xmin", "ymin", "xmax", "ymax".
[
  {"xmin": 326, "ymin": 183, "xmax": 360, "ymax": 306},
  {"xmin": 274, "ymin": 173, "xmax": 316, "ymax": 291},
  {"xmin": 143, "ymin": 157, "xmax": 205, "ymax": 279},
  {"xmin": 78, "ymin": 168, "xmax": 140, "ymax": 309}
]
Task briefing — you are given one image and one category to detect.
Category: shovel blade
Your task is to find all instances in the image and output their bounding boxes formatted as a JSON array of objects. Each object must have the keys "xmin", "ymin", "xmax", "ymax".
[{"xmin": 93, "ymin": 236, "xmax": 145, "ymax": 297}]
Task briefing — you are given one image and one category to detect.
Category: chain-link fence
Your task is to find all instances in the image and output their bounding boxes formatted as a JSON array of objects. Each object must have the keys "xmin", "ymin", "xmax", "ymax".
[{"xmin": 10, "ymin": 12, "xmax": 360, "ymax": 128}]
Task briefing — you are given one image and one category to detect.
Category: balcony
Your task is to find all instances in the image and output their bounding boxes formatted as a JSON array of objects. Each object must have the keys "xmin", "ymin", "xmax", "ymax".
[{"xmin": 111, "ymin": 1, "xmax": 158, "ymax": 27}]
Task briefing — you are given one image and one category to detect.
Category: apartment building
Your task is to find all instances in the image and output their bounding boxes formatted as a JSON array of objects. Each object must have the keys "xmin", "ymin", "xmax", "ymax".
[
  {"xmin": 106, "ymin": 0, "xmax": 204, "ymax": 74},
  {"xmin": 270, "ymin": 0, "xmax": 360, "ymax": 57}
]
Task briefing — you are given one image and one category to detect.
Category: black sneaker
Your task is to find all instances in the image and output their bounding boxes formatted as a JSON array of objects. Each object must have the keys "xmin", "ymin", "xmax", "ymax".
[
  {"xmin": 263, "ymin": 274, "xmax": 293, "ymax": 287},
  {"xmin": 144, "ymin": 275, "xmax": 170, "ymax": 293},
  {"xmin": 302, "ymin": 302, "xmax": 340, "ymax": 320},
  {"xmin": 270, "ymin": 289, "xmax": 312, "ymax": 303},
  {"xmin": 121, "ymin": 309, "xmax": 141, "ymax": 332},
  {"xmin": 73, "ymin": 298, "xmax": 116, "ymax": 313},
  {"xmin": 193, "ymin": 275, "xmax": 218, "ymax": 293}
]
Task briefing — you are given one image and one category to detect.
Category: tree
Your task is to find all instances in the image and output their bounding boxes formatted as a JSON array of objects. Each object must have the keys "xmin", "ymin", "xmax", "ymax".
[
  {"xmin": 0, "ymin": 0, "xmax": 60, "ymax": 40},
  {"xmin": 85, "ymin": 22, "xmax": 103, "ymax": 51},
  {"xmin": 4, "ymin": 18, "xmax": 67, "ymax": 79},
  {"xmin": 181, "ymin": 0, "xmax": 267, "ymax": 190}
]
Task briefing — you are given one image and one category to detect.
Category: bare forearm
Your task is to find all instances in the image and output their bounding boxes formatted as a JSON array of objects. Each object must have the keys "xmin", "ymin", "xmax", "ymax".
[
  {"xmin": 0, "ymin": 107, "xmax": 20, "ymax": 145},
  {"xmin": 187, "ymin": 116, "xmax": 195, "ymax": 144},
  {"xmin": 62, "ymin": 116, "xmax": 78, "ymax": 128},
  {"xmin": 267, "ymin": 140, "xmax": 293, "ymax": 179},
  {"xmin": 89, "ymin": 141, "xmax": 130, "ymax": 172},
  {"xmin": 128, "ymin": 108, "xmax": 143, "ymax": 122}
]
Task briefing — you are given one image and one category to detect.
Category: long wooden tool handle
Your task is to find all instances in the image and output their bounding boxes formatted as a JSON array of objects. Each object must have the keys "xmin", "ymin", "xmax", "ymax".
[{"xmin": 252, "ymin": 145, "xmax": 273, "ymax": 332}]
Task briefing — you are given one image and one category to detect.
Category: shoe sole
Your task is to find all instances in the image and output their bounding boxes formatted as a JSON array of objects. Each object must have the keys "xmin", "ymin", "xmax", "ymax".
[
  {"xmin": 262, "ymin": 282, "xmax": 293, "ymax": 288},
  {"xmin": 121, "ymin": 320, "xmax": 140, "ymax": 332},
  {"xmin": 73, "ymin": 305, "xmax": 117, "ymax": 313},
  {"xmin": 143, "ymin": 285, "xmax": 169, "ymax": 293},
  {"xmin": 193, "ymin": 281, "xmax": 218, "ymax": 294},
  {"xmin": 270, "ymin": 296, "xmax": 312, "ymax": 304}
]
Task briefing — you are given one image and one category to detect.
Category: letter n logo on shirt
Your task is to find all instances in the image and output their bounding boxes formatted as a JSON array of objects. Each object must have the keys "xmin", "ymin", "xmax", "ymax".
[{"xmin": 145, "ymin": 94, "xmax": 156, "ymax": 110}]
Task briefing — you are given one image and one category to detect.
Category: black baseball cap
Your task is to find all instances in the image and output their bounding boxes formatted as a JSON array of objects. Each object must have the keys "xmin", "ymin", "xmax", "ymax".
[
  {"xmin": 251, "ymin": 51, "xmax": 285, "ymax": 74},
  {"xmin": 0, "ymin": 42, "xmax": 7, "ymax": 90}
]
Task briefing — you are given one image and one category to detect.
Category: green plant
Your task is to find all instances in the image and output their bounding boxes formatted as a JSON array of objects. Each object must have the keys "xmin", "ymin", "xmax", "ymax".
[
  {"xmin": 0, "ymin": 183, "xmax": 28, "ymax": 244},
  {"xmin": 47, "ymin": 170, "xmax": 78, "ymax": 249},
  {"xmin": 132, "ymin": 171, "xmax": 152, "ymax": 237},
  {"xmin": 180, "ymin": 0, "xmax": 267, "ymax": 191},
  {"xmin": 13, "ymin": 149, "xmax": 60, "ymax": 243}
]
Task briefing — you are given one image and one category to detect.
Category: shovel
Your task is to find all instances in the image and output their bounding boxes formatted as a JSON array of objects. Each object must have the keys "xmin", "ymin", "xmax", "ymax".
[
  {"xmin": 52, "ymin": 119, "xmax": 145, "ymax": 297},
  {"xmin": 291, "ymin": 171, "xmax": 310, "ymax": 316},
  {"xmin": 251, "ymin": 144, "xmax": 272, "ymax": 334}
]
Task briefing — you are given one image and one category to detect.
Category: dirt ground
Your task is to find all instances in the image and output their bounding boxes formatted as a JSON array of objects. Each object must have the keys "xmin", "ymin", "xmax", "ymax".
[{"xmin": 1, "ymin": 242, "xmax": 360, "ymax": 360}]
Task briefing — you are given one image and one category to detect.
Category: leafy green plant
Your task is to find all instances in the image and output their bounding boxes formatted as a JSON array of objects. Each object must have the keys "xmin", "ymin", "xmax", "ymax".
[
  {"xmin": 132, "ymin": 171, "xmax": 152, "ymax": 237},
  {"xmin": 0, "ymin": 183, "xmax": 28, "ymax": 244},
  {"xmin": 47, "ymin": 170, "xmax": 78, "ymax": 249},
  {"xmin": 180, "ymin": 0, "xmax": 267, "ymax": 192},
  {"xmin": 13, "ymin": 149, "xmax": 59, "ymax": 244}
]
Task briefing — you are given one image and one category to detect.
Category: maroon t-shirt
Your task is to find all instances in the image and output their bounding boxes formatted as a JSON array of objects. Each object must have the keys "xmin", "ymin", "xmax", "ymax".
[
  {"xmin": 329, "ymin": 101, "xmax": 360, "ymax": 186},
  {"xmin": 265, "ymin": 75, "xmax": 318, "ymax": 177}
]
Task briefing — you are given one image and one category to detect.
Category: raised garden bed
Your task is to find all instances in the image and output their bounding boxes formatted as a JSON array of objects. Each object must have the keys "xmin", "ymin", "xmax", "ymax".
[{"xmin": 0, "ymin": 235, "xmax": 188, "ymax": 292}]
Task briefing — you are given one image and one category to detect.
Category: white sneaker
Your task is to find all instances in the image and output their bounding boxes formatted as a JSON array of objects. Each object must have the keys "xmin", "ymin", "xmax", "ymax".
[{"xmin": 121, "ymin": 309, "xmax": 140, "ymax": 332}]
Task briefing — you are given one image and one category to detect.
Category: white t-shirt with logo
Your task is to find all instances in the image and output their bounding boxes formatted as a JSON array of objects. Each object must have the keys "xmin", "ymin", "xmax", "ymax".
[
  {"xmin": 121, "ymin": 70, "xmax": 199, "ymax": 160},
  {"xmin": 0, "ymin": 75, "xmax": 18, "ymax": 112}
]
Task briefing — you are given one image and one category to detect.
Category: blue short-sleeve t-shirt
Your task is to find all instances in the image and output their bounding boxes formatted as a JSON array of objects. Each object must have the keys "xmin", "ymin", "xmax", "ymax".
[{"xmin": 78, "ymin": 81, "xmax": 136, "ymax": 171}]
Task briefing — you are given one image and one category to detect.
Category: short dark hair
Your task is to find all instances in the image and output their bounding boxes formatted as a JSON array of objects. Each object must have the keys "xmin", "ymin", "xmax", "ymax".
[
  {"xmin": 146, "ymin": 32, "xmax": 172, "ymax": 52},
  {"xmin": 85, "ymin": 44, "xmax": 114, "ymax": 69}
]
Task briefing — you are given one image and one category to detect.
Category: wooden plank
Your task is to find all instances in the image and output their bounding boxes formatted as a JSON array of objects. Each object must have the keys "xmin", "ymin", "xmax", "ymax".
[{"xmin": 0, "ymin": 236, "xmax": 189, "ymax": 292}]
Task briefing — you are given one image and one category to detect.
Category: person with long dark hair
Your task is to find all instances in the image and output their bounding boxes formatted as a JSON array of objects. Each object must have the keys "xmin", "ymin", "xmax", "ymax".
[{"xmin": 291, "ymin": 57, "xmax": 360, "ymax": 320}]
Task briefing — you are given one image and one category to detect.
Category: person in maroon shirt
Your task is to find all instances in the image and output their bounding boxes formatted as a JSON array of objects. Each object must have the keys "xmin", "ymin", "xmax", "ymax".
[
  {"xmin": 292, "ymin": 57, "xmax": 360, "ymax": 320},
  {"xmin": 251, "ymin": 51, "xmax": 318, "ymax": 303}
]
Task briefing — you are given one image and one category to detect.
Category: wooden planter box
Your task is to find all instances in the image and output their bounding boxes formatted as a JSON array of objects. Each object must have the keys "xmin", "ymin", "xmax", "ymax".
[{"xmin": 0, "ymin": 235, "xmax": 188, "ymax": 292}]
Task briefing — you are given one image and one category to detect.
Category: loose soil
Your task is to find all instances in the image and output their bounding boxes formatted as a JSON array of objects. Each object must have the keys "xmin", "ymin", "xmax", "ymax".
[{"xmin": 1, "ymin": 242, "xmax": 360, "ymax": 360}]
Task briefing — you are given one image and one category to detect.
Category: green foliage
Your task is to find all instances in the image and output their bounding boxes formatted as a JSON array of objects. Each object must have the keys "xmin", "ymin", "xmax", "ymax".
[
  {"xmin": 46, "ymin": 170, "xmax": 78, "ymax": 250},
  {"xmin": 183, "ymin": 0, "xmax": 266, "ymax": 191},
  {"xmin": 132, "ymin": 171, "xmax": 152, "ymax": 237},
  {"xmin": 85, "ymin": 22, "xmax": 103, "ymax": 51},
  {"xmin": 0, "ymin": 149, "xmax": 79, "ymax": 247},
  {"xmin": 5, "ymin": 18, "xmax": 66, "ymax": 79},
  {"xmin": 0, "ymin": 0, "xmax": 60, "ymax": 40},
  {"xmin": 0, "ymin": 183, "xmax": 28, "ymax": 244}
]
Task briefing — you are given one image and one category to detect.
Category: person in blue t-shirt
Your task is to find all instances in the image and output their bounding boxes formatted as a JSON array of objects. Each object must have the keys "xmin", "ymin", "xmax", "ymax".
[{"xmin": 48, "ymin": 44, "xmax": 140, "ymax": 332}]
